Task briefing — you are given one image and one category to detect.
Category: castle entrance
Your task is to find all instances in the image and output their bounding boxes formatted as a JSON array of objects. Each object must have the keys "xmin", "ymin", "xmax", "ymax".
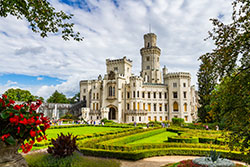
[{"xmin": 108, "ymin": 107, "xmax": 116, "ymax": 120}]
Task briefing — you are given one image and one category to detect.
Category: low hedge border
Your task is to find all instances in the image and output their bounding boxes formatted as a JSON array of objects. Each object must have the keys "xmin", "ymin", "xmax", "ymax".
[
  {"xmin": 166, "ymin": 137, "xmax": 199, "ymax": 143},
  {"xmin": 80, "ymin": 147, "xmax": 247, "ymax": 161},
  {"xmin": 49, "ymin": 124, "xmax": 133, "ymax": 129}
]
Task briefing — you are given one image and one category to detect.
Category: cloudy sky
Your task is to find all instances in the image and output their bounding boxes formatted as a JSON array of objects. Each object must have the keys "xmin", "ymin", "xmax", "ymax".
[{"xmin": 0, "ymin": 0, "xmax": 233, "ymax": 99}]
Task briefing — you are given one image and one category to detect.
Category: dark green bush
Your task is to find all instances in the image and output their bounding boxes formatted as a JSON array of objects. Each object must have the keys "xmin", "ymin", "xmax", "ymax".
[
  {"xmin": 167, "ymin": 137, "xmax": 199, "ymax": 143},
  {"xmin": 172, "ymin": 118, "xmax": 184, "ymax": 126}
]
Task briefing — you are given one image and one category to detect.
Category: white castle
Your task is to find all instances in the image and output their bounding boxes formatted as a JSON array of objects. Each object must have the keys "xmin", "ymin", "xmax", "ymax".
[{"xmin": 80, "ymin": 33, "xmax": 198, "ymax": 123}]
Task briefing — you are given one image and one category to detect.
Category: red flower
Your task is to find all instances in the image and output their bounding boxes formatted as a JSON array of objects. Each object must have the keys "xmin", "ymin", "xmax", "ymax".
[
  {"xmin": 17, "ymin": 127, "xmax": 21, "ymax": 134},
  {"xmin": 30, "ymin": 129, "xmax": 36, "ymax": 137},
  {"xmin": 21, "ymin": 143, "xmax": 33, "ymax": 153},
  {"xmin": 19, "ymin": 118, "xmax": 28, "ymax": 125},
  {"xmin": 20, "ymin": 114, "xmax": 24, "ymax": 118},
  {"xmin": 9, "ymin": 99, "xmax": 15, "ymax": 104},
  {"xmin": 35, "ymin": 119, "xmax": 42, "ymax": 125},
  {"xmin": 2, "ymin": 94, "xmax": 7, "ymax": 99},
  {"xmin": 1, "ymin": 134, "xmax": 10, "ymax": 141},
  {"xmin": 9, "ymin": 115, "xmax": 20, "ymax": 125},
  {"xmin": 14, "ymin": 105, "xmax": 21, "ymax": 110},
  {"xmin": 28, "ymin": 117, "xmax": 35, "ymax": 124},
  {"xmin": 36, "ymin": 136, "xmax": 43, "ymax": 142},
  {"xmin": 30, "ymin": 140, "xmax": 35, "ymax": 145}
]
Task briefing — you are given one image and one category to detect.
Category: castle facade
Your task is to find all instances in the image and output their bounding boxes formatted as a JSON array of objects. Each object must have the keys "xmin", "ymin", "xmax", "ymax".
[{"xmin": 80, "ymin": 33, "xmax": 198, "ymax": 123}]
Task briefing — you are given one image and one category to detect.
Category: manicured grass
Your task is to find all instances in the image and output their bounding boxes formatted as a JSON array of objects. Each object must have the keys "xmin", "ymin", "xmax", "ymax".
[
  {"xmin": 46, "ymin": 126, "xmax": 121, "ymax": 139},
  {"xmin": 128, "ymin": 131, "xmax": 177, "ymax": 144},
  {"xmin": 25, "ymin": 152, "xmax": 120, "ymax": 167}
]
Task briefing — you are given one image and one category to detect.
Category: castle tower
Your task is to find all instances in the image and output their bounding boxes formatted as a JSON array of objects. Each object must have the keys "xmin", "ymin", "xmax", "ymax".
[{"xmin": 140, "ymin": 33, "xmax": 162, "ymax": 83}]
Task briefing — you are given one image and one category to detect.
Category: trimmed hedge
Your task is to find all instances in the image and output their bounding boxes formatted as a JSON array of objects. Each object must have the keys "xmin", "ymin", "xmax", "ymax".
[
  {"xmin": 166, "ymin": 137, "xmax": 199, "ymax": 143},
  {"xmin": 49, "ymin": 124, "xmax": 132, "ymax": 129},
  {"xmin": 80, "ymin": 147, "xmax": 247, "ymax": 161}
]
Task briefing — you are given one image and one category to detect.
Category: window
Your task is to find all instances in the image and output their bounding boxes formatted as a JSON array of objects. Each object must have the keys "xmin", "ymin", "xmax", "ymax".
[
  {"xmin": 173, "ymin": 102, "xmax": 178, "ymax": 111},
  {"xmin": 97, "ymin": 93, "xmax": 99, "ymax": 99},
  {"xmin": 83, "ymin": 96, "xmax": 86, "ymax": 101},
  {"xmin": 142, "ymin": 92, "xmax": 145, "ymax": 98},
  {"xmin": 132, "ymin": 116, "xmax": 134, "ymax": 122},
  {"xmin": 148, "ymin": 92, "xmax": 151, "ymax": 98},
  {"xmin": 133, "ymin": 102, "xmax": 136, "ymax": 110},
  {"xmin": 96, "ymin": 103, "xmax": 99, "ymax": 110},
  {"xmin": 183, "ymin": 83, "xmax": 186, "ymax": 87},
  {"xmin": 93, "ymin": 103, "xmax": 95, "ymax": 110},
  {"xmin": 173, "ymin": 82, "xmax": 177, "ymax": 87},
  {"xmin": 97, "ymin": 116, "xmax": 99, "ymax": 119},
  {"xmin": 159, "ymin": 92, "xmax": 162, "ymax": 98},
  {"xmin": 148, "ymin": 116, "xmax": 151, "ymax": 121},
  {"xmin": 112, "ymin": 87, "xmax": 115, "ymax": 96},
  {"xmin": 159, "ymin": 103, "xmax": 162, "ymax": 111},
  {"xmin": 137, "ymin": 102, "xmax": 140, "ymax": 110},
  {"xmin": 173, "ymin": 92, "xmax": 178, "ymax": 98},
  {"xmin": 93, "ymin": 85, "xmax": 96, "ymax": 89},
  {"xmin": 165, "ymin": 104, "xmax": 168, "ymax": 111},
  {"xmin": 147, "ymin": 66, "xmax": 150, "ymax": 69},
  {"xmin": 133, "ymin": 91, "xmax": 136, "ymax": 98},
  {"xmin": 114, "ymin": 67, "xmax": 118, "ymax": 71},
  {"xmin": 148, "ymin": 103, "xmax": 151, "ymax": 111},
  {"xmin": 154, "ymin": 116, "xmax": 157, "ymax": 121},
  {"xmin": 165, "ymin": 92, "xmax": 167, "ymax": 99},
  {"xmin": 160, "ymin": 116, "xmax": 162, "ymax": 121},
  {"xmin": 157, "ymin": 57, "xmax": 159, "ymax": 62},
  {"xmin": 108, "ymin": 86, "xmax": 112, "ymax": 96},
  {"xmin": 184, "ymin": 92, "xmax": 187, "ymax": 98},
  {"xmin": 127, "ymin": 103, "xmax": 130, "ymax": 110},
  {"xmin": 153, "ymin": 92, "xmax": 156, "ymax": 98},
  {"xmin": 143, "ymin": 103, "xmax": 145, "ymax": 110},
  {"xmin": 133, "ymin": 82, "xmax": 136, "ymax": 87},
  {"xmin": 93, "ymin": 93, "xmax": 95, "ymax": 99},
  {"xmin": 147, "ymin": 42, "xmax": 150, "ymax": 47},
  {"xmin": 137, "ymin": 91, "xmax": 139, "ymax": 98},
  {"xmin": 139, "ymin": 116, "xmax": 141, "ymax": 121},
  {"xmin": 154, "ymin": 103, "xmax": 157, "ymax": 111},
  {"xmin": 127, "ymin": 92, "xmax": 130, "ymax": 98},
  {"xmin": 146, "ymin": 57, "xmax": 150, "ymax": 61},
  {"xmin": 165, "ymin": 116, "xmax": 168, "ymax": 121},
  {"xmin": 184, "ymin": 103, "xmax": 187, "ymax": 112},
  {"xmin": 185, "ymin": 116, "xmax": 188, "ymax": 121},
  {"xmin": 83, "ymin": 89, "xmax": 86, "ymax": 93}
]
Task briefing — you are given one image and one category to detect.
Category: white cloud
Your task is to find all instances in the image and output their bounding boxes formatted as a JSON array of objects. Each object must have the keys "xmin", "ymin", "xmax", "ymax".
[{"xmin": 0, "ymin": 0, "xmax": 234, "ymax": 98}]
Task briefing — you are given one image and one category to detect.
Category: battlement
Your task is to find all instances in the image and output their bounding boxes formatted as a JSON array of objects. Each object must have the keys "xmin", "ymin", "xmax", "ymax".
[
  {"xmin": 165, "ymin": 72, "xmax": 191, "ymax": 79},
  {"xmin": 106, "ymin": 56, "xmax": 132, "ymax": 65}
]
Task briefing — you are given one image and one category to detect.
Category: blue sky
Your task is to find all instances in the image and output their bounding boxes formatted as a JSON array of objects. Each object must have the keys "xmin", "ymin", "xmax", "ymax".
[{"xmin": 0, "ymin": 0, "xmax": 233, "ymax": 99}]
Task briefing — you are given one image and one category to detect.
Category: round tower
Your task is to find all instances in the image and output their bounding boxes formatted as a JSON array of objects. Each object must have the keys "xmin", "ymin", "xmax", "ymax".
[{"xmin": 140, "ymin": 33, "xmax": 162, "ymax": 84}]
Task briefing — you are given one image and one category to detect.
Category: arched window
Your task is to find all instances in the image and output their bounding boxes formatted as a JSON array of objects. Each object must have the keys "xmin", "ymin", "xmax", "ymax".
[
  {"xmin": 173, "ymin": 102, "xmax": 178, "ymax": 111},
  {"xmin": 184, "ymin": 103, "xmax": 187, "ymax": 112},
  {"xmin": 108, "ymin": 86, "xmax": 112, "ymax": 96}
]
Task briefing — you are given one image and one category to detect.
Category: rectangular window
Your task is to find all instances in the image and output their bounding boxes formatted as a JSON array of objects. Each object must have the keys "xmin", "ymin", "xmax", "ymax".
[
  {"xmin": 183, "ymin": 83, "xmax": 186, "ymax": 87},
  {"xmin": 114, "ymin": 67, "xmax": 118, "ymax": 71},
  {"xmin": 133, "ymin": 102, "xmax": 136, "ymax": 110},
  {"xmin": 173, "ymin": 82, "xmax": 177, "ymax": 87},
  {"xmin": 154, "ymin": 103, "xmax": 157, "ymax": 111},
  {"xmin": 83, "ymin": 89, "xmax": 86, "ymax": 93},
  {"xmin": 165, "ymin": 104, "xmax": 168, "ymax": 111},
  {"xmin": 160, "ymin": 116, "xmax": 162, "ymax": 121},
  {"xmin": 159, "ymin": 103, "xmax": 162, "ymax": 111},
  {"xmin": 153, "ymin": 92, "xmax": 156, "ymax": 98},
  {"xmin": 165, "ymin": 116, "xmax": 168, "ymax": 121},
  {"xmin": 165, "ymin": 92, "xmax": 167, "ymax": 99},
  {"xmin": 173, "ymin": 92, "xmax": 178, "ymax": 98},
  {"xmin": 127, "ymin": 92, "xmax": 130, "ymax": 98},
  {"xmin": 127, "ymin": 103, "xmax": 130, "ymax": 110},
  {"xmin": 133, "ymin": 91, "xmax": 135, "ymax": 98},
  {"xmin": 142, "ymin": 92, "xmax": 145, "ymax": 98},
  {"xmin": 97, "ymin": 93, "xmax": 99, "ymax": 99},
  {"xmin": 185, "ymin": 116, "xmax": 188, "ymax": 121},
  {"xmin": 132, "ymin": 116, "xmax": 134, "ymax": 122},
  {"xmin": 96, "ymin": 103, "xmax": 98, "ymax": 110},
  {"xmin": 147, "ymin": 66, "xmax": 150, "ymax": 69},
  {"xmin": 148, "ymin": 116, "xmax": 151, "ymax": 121},
  {"xmin": 159, "ymin": 92, "xmax": 162, "ymax": 98},
  {"xmin": 137, "ymin": 102, "xmax": 140, "ymax": 110},
  {"xmin": 148, "ymin": 103, "xmax": 151, "ymax": 111},
  {"xmin": 184, "ymin": 92, "xmax": 187, "ymax": 98},
  {"xmin": 148, "ymin": 92, "xmax": 151, "ymax": 98},
  {"xmin": 93, "ymin": 103, "xmax": 95, "ymax": 110},
  {"xmin": 137, "ymin": 91, "xmax": 139, "ymax": 98},
  {"xmin": 154, "ymin": 116, "xmax": 157, "ymax": 121},
  {"xmin": 93, "ymin": 93, "xmax": 95, "ymax": 99},
  {"xmin": 139, "ymin": 116, "xmax": 141, "ymax": 121},
  {"xmin": 143, "ymin": 103, "xmax": 145, "ymax": 110}
]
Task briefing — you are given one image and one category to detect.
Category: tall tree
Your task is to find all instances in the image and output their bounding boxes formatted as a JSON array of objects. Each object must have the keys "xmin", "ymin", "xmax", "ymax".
[
  {"xmin": 0, "ymin": 0, "xmax": 83, "ymax": 41},
  {"xmin": 4, "ymin": 88, "xmax": 44, "ymax": 102},
  {"xmin": 47, "ymin": 90, "xmax": 69, "ymax": 104},
  {"xmin": 68, "ymin": 92, "xmax": 80, "ymax": 104},
  {"xmin": 198, "ymin": 0, "xmax": 250, "ymax": 162}
]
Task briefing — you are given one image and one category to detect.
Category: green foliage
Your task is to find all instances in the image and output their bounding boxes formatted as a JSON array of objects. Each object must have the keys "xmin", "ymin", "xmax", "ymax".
[
  {"xmin": 47, "ymin": 90, "xmax": 69, "ymax": 103},
  {"xmin": 4, "ymin": 88, "xmax": 43, "ymax": 102},
  {"xmin": 172, "ymin": 118, "xmax": 184, "ymax": 126},
  {"xmin": 167, "ymin": 137, "xmax": 199, "ymax": 143},
  {"xmin": 68, "ymin": 93, "xmax": 80, "ymax": 104},
  {"xmin": 60, "ymin": 112, "xmax": 78, "ymax": 120},
  {"xmin": 101, "ymin": 118, "xmax": 115, "ymax": 124},
  {"xmin": 25, "ymin": 152, "xmax": 120, "ymax": 167},
  {"xmin": 48, "ymin": 133, "xmax": 78, "ymax": 158},
  {"xmin": 0, "ymin": 0, "xmax": 83, "ymax": 41},
  {"xmin": 208, "ymin": 149, "xmax": 221, "ymax": 162}
]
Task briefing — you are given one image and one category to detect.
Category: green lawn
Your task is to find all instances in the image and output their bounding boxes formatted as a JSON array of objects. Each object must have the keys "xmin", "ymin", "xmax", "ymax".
[
  {"xmin": 46, "ymin": 126, "xmax": 122, "ymax": 139},
  {"xmin": 128, "ymin": 131, "xmax": 177, "ymax": 144}
]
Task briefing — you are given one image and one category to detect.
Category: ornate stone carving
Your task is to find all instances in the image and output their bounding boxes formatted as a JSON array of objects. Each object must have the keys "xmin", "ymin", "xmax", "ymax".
[{"xmin": 0, "ymin": 142, "xmax": 28, "ymax": 167}]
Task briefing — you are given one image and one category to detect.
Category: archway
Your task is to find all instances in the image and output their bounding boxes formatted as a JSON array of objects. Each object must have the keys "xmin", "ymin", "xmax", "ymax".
[{"xmin": 108, "ymin": 107, "xmax": 116, "ymax": 120}]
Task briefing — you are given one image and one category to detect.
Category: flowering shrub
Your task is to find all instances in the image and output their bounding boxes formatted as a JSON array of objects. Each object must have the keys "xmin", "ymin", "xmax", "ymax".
[
  {"xmin": 0, "ymin": 94, "xmax": 50, "ymax": 153},
  {"xmin": 177, "ymin": 160, "xmax": 207, "ymax": 167}
]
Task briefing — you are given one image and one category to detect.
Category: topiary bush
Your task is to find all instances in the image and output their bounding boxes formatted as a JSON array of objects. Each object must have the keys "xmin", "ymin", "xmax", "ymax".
[
  {"xmin": 172, "ymin": 118, "xmax": 184, "ymax": 126},
  {"xmin": 47, "ymin": 133, "xmax": 78, "ymax": 158}
]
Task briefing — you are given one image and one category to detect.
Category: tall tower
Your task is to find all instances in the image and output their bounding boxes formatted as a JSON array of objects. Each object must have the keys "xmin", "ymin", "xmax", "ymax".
[{"xmin": 140, "ymin": 33, "xmax": 162, "ymax": 83}]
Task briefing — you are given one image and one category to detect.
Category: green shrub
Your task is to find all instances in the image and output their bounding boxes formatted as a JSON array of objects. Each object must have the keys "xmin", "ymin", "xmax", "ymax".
[
  {"xmin": 25, "ymin": 152, "xmax": 120, "ymax": 167},
  {"xmin": 172, "ymin": 118, "xmax": 184, "ymax": 126},
  {"xmin": 167, "ymin": 137, "xmax": 199, "ymax": 143}
]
